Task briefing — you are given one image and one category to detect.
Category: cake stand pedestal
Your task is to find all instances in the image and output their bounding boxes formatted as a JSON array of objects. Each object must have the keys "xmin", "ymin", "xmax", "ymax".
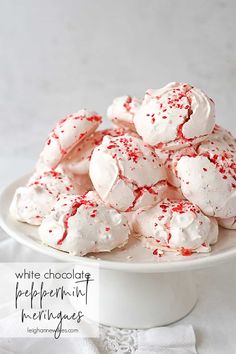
[{"xmin": 99, "ymin": 269, "xmax": 197, "ymax": 328}]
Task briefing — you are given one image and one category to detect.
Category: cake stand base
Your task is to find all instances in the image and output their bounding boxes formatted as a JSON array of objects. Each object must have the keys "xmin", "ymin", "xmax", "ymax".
[{"xmin": 99, "ymin": 269, "xmax": 197, "ymax": 329}]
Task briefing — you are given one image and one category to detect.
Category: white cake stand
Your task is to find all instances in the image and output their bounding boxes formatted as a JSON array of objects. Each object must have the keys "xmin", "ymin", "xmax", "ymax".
[{"xmin": 0, "ymin": 175, "xmax": 236, "ymax": 329}]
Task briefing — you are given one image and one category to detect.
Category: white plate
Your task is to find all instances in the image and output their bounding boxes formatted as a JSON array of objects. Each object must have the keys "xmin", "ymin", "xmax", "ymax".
[{"xmin": 0, "ymin": 174, "xmax": 236, "ymax": 273}]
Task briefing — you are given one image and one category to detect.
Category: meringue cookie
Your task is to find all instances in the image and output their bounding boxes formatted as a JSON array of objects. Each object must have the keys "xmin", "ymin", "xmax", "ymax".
[
  {"xmin": 10, "ymin": 170, "xmax": 77, "ymax": 225},
  {"xmin": 66, "ymin": 173, "xmax": 93, "ymax": 195},
  {"xmin": 134, "ymin": 82, "xmax": 215, "ymax": 150},
  {"xmin": 217, "ymin": 217, "xmax": 236, "ymax": 230},
  {"xmin": 61, "ymin": 128, "xmax": 125, "ymax": 176},
  {"xmin": 177, "ymin": 153, "xmax": 236, "ymax": 218},
  {"xmin": 157, "ymin": 146, "xmax": 197, "ymax": 187},
  {"xmin": 107, "ymin": 96, "xmax": 141, "ymax": 130},
  {"xmin": 125, "ymin": 184, "xmax": 185, "ymax": 233},
  {"xmin": 198, "ymin": 124, "xmax": 236, "ymax": 156},
  {"xmin": 163, "ymin": 185, "xmax": 184, "ymax": 200},
  {"xmin": 132, "ymin": 199, "xmax": 218, "ymax": 253},
  {"xmin": 39, "ymin": 192, "xmax": 130, "ymax": 256},
  {"xmin": 158, "ymin": 125, "xmax": 236, "ymax": 219},
  {"xmin": 89, "ymin": 134, "xmax": 167, "ymax": 211},
  {"xmin": 36, "ymin": 109, "xmax": 102, "ymax": 171}
]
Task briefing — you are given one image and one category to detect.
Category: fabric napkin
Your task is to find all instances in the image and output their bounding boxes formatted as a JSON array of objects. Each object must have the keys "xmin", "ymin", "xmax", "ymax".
[{"xmin": 136, "ymin": 325, "xmax": 197, "ymax": 354}]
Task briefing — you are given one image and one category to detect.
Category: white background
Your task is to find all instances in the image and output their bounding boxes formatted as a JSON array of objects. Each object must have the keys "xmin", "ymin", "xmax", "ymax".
[{"xmin": 0, "ymin": 1, "xmax": 235, "ymax": 353}]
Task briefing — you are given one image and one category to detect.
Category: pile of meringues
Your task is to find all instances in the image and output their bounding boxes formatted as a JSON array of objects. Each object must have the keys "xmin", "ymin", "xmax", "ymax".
[{"xmin": 10, "ymin": 82, "xmax": 236, "ymax": 257}]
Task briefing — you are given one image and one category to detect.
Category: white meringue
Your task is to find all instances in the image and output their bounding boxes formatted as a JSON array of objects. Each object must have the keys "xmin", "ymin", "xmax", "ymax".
[
  {"xmin": 197, "ymin": 124, "xmax": 236, "ymax": 155},
  {"xmin": 36, "ymin": 109, "xmax": 102, "ymax": 171},
  {"xmin": 60, "ymin": 128, "xmax": 125, "ymax": 175},
  {"xmin": 134, "ymin": 82, "xmax": 215, "ymax": 150},
  {"xmin": 39, "ymin": 192, "xmax": 130, "ymax": 256},
  {"xmin": 163, "ymin": 185, "xmax": 184, "ymax": 200},
  {"xmin": 132, "ymin": 199, "xmax": 218, "ymax": 253},
  {"xmin": 177, "ymin": 153, "xmax": 236, "ymax": 218},
  {"xmin": 107, "ymin": 96, "xmax": 141, "ymax": 130},
  {"xmin": 175, "ymin": 125, "xmax": 236, "ymax": 218},
  {"xmin": 89, "ymin": 134, "xmax": 167, "ymax": 211},
  {"xmin": 66, "ymin": 173, "xmax": 93, "ymax": 195},
  {"xmin": 217, "ymin": 217, "xmax": 236, "ymax": 230},
  {"xmin": 157, "ymin": 146, "xmax": 197, "ymax": 187},
  {"xmin": 10, "ymin": 170, "xmax": 77, "ymax": 225},
  {"xmin": 156, "ymin": 125, "xmax": 236, "ymax": 218}
]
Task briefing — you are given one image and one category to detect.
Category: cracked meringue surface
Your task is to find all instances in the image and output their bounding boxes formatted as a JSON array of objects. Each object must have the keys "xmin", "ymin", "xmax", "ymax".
[
  {"xmin": 132, "ymin": 199, "xmax": 218, "ymax": 254},
  {"xmin": 36, "ymin": 109, "xmax": 102, "ymax": 171},
  {"xmin": 154, "ymin": 125, "xmax": 236, "ymax": 219},
  {"xmin": 198, "ymin": 124, "xmax": 236, "ymax": 155},
  {"xmin": 9, "ymin": 84, "xmax": 236, "ymax": 258},
  {"xmin": 177, "ymin": 154, "xmax": 236, "ymax": 218},
  {"xmin": 176, "ymin": 126, "xmax": 236, "ymax": 218},
  {"xmin": 89, "ymin": 134, "xmax": 167, "ymax": 211},
  {"xmin": 157, "ymin": 146, "xmax": 197, "ymax": 188},
  {"xmin": 10, "ymin": 170, "xmax": 77, "ymax": 225},
  {"xmin": 39, "ymin": 192, "xmax": 130, "ymax": 256},
  {"xmin": 60, "ymin": 128, "xmax": 125, "ymax": 176}
]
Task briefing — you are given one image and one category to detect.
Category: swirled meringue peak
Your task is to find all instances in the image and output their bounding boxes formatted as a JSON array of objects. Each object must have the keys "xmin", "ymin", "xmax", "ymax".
[
  {"xmin": 36, "ymin": 109, "xmax": 102, "ymax": 172},
  {"xmin": 133, "ymin": 82, "xmax": 215, "ymax": 150},
  {"xmin": 39, "ymin": 192, "xmax": 130, "ymax": 256},
  {"xmin": 89, "ymin": 134, "xmax": 167, "ymax": 211},
  {"xmin": 107, "ymin": 96, "xmax": 141, "ymax": 130},
  {"xmin": 133, "ymin": 199, "xmax": 218, "ymax": 255}
]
